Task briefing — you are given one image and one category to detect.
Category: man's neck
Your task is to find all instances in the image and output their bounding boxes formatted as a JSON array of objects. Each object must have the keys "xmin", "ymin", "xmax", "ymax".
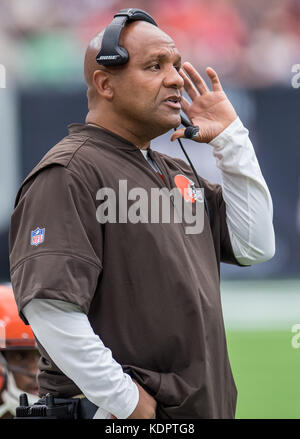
[{"xmin": 86, "ymin": 112, "xmax": 150, "ymax": 150}]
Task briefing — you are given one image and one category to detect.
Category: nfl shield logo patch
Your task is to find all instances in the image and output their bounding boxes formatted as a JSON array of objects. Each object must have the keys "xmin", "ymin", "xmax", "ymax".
[{"xmin": 31, "ymin": 227, "xmax": 45, "ymax": 246}]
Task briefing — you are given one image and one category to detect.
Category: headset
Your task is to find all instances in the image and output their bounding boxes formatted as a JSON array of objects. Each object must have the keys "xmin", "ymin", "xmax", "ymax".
[{"xmin": 96, "ymin": 8, "xmax": 210, "ymax": 222}]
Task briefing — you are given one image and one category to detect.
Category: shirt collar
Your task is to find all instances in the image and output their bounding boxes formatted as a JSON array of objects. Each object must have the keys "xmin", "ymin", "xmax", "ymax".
[{"xmin": 67, "ymin": 123, "xmax": 152, "ymax": 153}]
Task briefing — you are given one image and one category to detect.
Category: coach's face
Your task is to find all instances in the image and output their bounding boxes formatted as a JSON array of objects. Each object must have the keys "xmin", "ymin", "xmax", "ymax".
[{"xmin": 110, "ymin": 21, "xmax": 184, "ymax": 137}]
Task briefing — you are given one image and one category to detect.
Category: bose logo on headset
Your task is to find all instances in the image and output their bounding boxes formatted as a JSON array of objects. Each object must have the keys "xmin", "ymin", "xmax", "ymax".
[{"xmin": 98, "ymin": 55, "xmax": 119, "ymax": 60}]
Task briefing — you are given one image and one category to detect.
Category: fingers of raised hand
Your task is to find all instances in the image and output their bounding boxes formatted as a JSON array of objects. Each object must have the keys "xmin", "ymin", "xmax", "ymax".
[
  {"xmin": 206, "ymin": 67, "xmax": 223, "ymax": 92},
  {"xmin": 180, "ymin": 95, "xmax": 191, "ymax": 114},
  {"xmin": 170, "ymin": 128, "xmax": 186, "ymax": 142},
  {"xmin": 181, "ymin": 62, "xmax": 210, "ymax": 95},
  {"xmin": 179, "ymin": 68, "xmax": 198, "ymax": 101}
]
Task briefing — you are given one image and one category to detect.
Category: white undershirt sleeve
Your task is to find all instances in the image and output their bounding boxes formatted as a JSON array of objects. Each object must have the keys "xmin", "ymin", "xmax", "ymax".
[
  {"xmin": 209, "ymin": 117, "xmax": 275, "ymax": 265},
  {"xmin": 23, "ymin": 298, "xmax": 139, "ymax": 419}
]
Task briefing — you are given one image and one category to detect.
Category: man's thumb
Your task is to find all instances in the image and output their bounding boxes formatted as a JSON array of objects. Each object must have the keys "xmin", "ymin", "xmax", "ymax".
[{"xmin": 170, "ymin": 128, "xmax": 186, "ymax": 142}]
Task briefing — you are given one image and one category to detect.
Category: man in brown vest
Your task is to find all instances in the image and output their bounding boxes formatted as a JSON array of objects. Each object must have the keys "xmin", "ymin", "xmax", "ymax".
[{"xmin": 9, "ymin": 14, "xmax": 275, "ymax": 419}]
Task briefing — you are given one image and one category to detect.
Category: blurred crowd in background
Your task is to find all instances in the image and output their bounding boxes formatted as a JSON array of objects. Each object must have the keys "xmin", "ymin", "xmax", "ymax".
[{"xmin": 1, "ymin": 0, "xmax": 300, "ymax": 87}]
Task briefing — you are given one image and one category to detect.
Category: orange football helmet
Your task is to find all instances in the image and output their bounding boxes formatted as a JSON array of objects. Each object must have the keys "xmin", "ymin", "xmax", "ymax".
[
  {"xmin": 0, "ymin": 285, "xmax": 36, "ymax": 388},
  {"xmin": 0, "ymin": 284, "xmax": 35, "ymax": 350}
]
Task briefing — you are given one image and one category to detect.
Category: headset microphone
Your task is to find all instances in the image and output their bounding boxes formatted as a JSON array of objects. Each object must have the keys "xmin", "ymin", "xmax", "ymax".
[
  {"xmin": 176, "ymin": 117, "xmax": 210, "ymax": 223},
  {"xmin": 184, "ymin": 125, "xmax": 200, "ymax": 139},
  {"xmin": 179, "ymin": 114, "xmax": 200, "ymax": 138}
]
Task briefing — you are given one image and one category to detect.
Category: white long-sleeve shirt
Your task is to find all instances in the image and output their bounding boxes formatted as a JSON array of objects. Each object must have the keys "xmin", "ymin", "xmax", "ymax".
[
  {"xmin": 210, "ymin": 117, "xmax": 275, "ymax": 264},
  {"xmin": 23, "ymin": 117, "xmax": 275, "ymax": 419}
]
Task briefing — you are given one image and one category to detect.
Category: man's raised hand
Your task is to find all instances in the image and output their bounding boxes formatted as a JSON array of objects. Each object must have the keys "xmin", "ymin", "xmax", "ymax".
[{"xmin": 171, "ymin": 62, "xmax": 237, "ymax": 144}]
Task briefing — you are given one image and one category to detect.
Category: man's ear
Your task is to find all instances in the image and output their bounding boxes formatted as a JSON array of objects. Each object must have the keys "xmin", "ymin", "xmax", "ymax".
[{"xmin": 93, "ymin": 70, "xmax": 114, "ymax": 100}]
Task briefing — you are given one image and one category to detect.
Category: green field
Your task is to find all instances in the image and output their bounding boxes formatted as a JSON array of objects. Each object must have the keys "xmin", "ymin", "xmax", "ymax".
[{"xmin": 226, "ymin": 330, "xmax": 300, "ymax": 419}]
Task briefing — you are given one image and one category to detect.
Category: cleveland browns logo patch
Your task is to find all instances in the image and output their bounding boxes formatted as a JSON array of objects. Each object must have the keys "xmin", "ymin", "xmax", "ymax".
[{"xmin": 174, "ymin": 174, "xmax": 203, "ymax": 203}]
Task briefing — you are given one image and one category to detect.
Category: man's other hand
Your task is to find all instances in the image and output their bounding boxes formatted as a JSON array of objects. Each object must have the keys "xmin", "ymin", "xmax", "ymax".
[{"xmin": 110, "ymin": 378, "xmax": 157, "ymax": 419}]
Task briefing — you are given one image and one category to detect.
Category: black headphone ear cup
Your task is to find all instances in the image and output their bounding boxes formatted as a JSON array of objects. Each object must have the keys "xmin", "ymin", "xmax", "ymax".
[{"xmin": 96, "ymin": 9, "xmax": 157, "ymax": 67}]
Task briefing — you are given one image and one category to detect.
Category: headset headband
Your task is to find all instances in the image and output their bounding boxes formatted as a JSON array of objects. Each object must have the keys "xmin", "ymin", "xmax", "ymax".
[{"xmin": 96, "ymin": 8, "xmax": 157, "ymax": 66}]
